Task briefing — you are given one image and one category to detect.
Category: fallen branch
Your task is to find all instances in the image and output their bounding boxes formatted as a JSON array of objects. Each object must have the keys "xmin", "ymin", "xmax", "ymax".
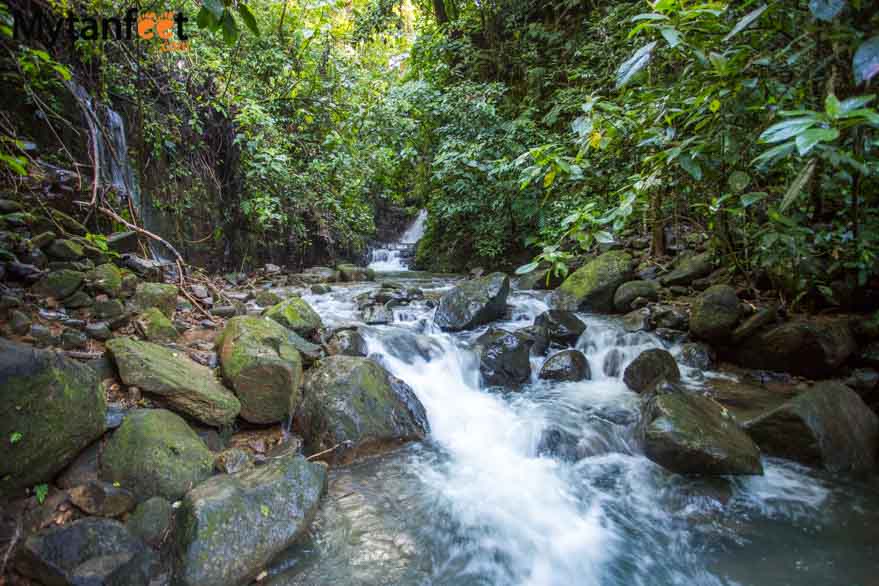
[
  {"xmin": 306, "ymin": 440, "xmax": 353, "ymax": 461},
  {"xmin": 0, "ymin": 512, "xmax": 21, "ymax": 577}
]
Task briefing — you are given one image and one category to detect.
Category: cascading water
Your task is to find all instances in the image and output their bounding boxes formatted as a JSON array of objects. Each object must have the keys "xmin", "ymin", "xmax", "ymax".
[
  {"xmin": 368, "ymin": 209, "xmax": 428, "ymax": 272},
  {"xmin": 270, "ymin": 277, "xmax": 879, "ymax": 586}
]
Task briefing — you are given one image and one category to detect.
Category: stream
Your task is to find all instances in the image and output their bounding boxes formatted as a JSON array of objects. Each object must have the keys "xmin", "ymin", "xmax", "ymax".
[{"xmin": 265, "ymin": 272, "xmax": 879, "ymax": 586}]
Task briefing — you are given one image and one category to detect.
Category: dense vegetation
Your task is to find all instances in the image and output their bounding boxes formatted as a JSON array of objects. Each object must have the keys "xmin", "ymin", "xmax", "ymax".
[{"xmin": 1, "ymin": 0, "xmax": 878, "ymax": 307}]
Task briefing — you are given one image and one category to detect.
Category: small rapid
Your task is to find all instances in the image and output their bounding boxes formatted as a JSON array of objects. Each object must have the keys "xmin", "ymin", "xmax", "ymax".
[{"xmin": 368, "ymin": 210, "xmax": 428, "ymax": 272}]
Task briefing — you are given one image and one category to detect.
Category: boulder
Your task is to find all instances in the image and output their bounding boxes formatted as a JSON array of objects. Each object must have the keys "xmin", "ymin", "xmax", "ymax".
[
  {"xmin": 434, "ymin": 273, "xmax": 510, "ymax": 332},
  {"xmin": 534, "ymin": 310, "xmax": 586, "ymax": 346},
  {"xmin": 295, "ymin": 356, "xmax": 428, "ymax": 464},
  {"xmin": 101, "ymin": 409, "xmax": 214, "ymax": 501},
  {"xmin": 729, "ymin": 319, "xmax": 856, "ymax": 379},
  {"xmin": 68, "ymin": 480, "xmax": 137, "ymax": 517},
  {"xmin": 689, "ymin": 285, "xmax": 741, "ymax": 343},
  {"xmin": 555, "ymin": 251, "xmax": 634, "ymax": 313},
  {"xmin": 265, "ymin": 296, "xmax": 324, "ymax": 339},
  {"xmin": 744, "ymin": 382, "xmax": 878, "ymax": 475},
  {"xmin": 539, "ymin": 349, "xmax": 591, "ymax": 382},
  {"xmin": 623, "ymin": 348, "xmax": 681, "ymax": 393},
  {"xmin": 679, "ymin": 342, "xmax": 716, "ymax": 371},
  {"xmin": 127, "ymin": 496, "xmax": 173, "ymax": 548},
  {"xmin": 302, "ymin": 266, "xmax": 340, "ymax": 283},
  {"xmin": 475, "ymin": 327, "xmax": 533, "ymax": 388},
  {"xmin": 640, "ymin": 391, "xmax": 763, "ymax": 475},
  {"xmin": 514, "ymin": 267, "xmax": 563, "ymax": 290},
  {"xmin": 254, "ymin": 290, "xmax": 282, "ymax": 307},
  {"xmin": 107, "ymin": 337, "xmax": 240, "ymax": 427},
  {"xmin": 660, "ymin": 252, "xmax": 713, "ymax": 287},
  {"xmin": 94, "ymin": 298, "xmax": 125, "ymax": 320},
  {"xmin": 622, "ymin": 308, "xmax": 652, "ymax": 333},
  {"xmin": 217, "ymin": 316, "xmax": 304, "ymax": 424},
  {"xmin": 87, "ymin": 263, "xmax": 123, "ymax": 297},
  {"xmin": 107, "ymin": 231, "xmax": 140, "ymax": 254},
  {"xmin": 0, "ymin": 339, "xmax": 106, "ymax": 497},
  {"xmin": 730, "ymin": 305, "xmax": 777, "ymax": 344},
  {"xmin": 133, "ymin": 282, "xmax": 178, "ymax": 319},
  {"xmin": 46, "ymin": 238, "xmax": 85, "ymax": 261},
  {"xmin": 337, "ymin": 263, "xmax": 374, "ymax": 282},
  {"xmin": 135, "ymin": 307, "xmax": 178, "ymax": 343},
  {"xmin": 174, "ymin": 452, "xmax": 327, "ymax": 586},
  {"xmin": 32, "ymin": 269, "xmax": 84, "ymax": 299},
  {"xmin": 362, "ymin": 303, "xmax": 393, "ymax": 325},
  {"xmin": 613, "ymin": 280, "xmax": 659, "ymax": 312},
  {"xmin": 326, "ymin": 328, "xmax": 369, "ymax": 357},
  {"xmin": 16, "ymin": 518, "xmax": 158, "ymax": 586}
]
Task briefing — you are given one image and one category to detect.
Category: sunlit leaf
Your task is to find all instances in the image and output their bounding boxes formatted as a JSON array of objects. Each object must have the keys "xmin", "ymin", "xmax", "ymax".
[
  {"xmin": 808, "ymin": 0, "xmax": 845, "ymax": 22},
  {"xmin": 515, "ymin": 261, "xmax": 540, "ymax": 275},
  {"xmin": 660, "ymin": 27, "xmax": 681, "ymax": 48},
  {"xmin": 595, "ymin": 231, "xmax": 615, "ymax": 244},
  {"xmin": 752, "ymin": 141, "xmax": 796, "ymax": 167},
  {"xmin": 631, "ymin": 13, "xmax": 668, "ymax": 22},
  {"xmin": 740, "ymin": 192, "xmax": 767, "ymax": 207},
  {"xmin": 723, "ymin": 5, "xmax": 767, "ymax": 42},
  {"xmin": 780, "ymin": 159, "xmax": 816, "ymax": 212},
  {"xmin": 795, "ymin": 128, "xmax": 839, "ymax": 155},
  {"xmin": 824, "ymin": 94, "xmax": 841, "ymax": 118},
  {"xmin": 839, "ymin": 95, "xmax": 875, "ymax": 114},
  {"xmin": 616, "ymin": 42, "xmax": 657, "ymax": 88},
  {"xmin": 854, "ymin": 37, "xmax": 879, "ymax": 84},
  {"xmin": 679, "ymin": 154, "xmax": 702, "ymax": 180},
  {"xmin": 758, "ymin": 117, "xmax": 817, "ymax": 143}
]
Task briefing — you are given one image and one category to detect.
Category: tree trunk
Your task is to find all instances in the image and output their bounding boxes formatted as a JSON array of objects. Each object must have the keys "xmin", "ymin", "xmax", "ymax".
[
  {"xmin": 433, "ymin": 0, "xmax": 449, "ymax": 24},
  {"xmin": 650, "ymin": 189, "xmax": 665, "ymax": 256}
]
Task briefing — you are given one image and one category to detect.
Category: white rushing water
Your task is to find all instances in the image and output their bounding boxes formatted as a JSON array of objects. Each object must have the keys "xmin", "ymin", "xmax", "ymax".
[{"xmin": 368, "ymin": 210, "xmax": 428, "ymax": 271}]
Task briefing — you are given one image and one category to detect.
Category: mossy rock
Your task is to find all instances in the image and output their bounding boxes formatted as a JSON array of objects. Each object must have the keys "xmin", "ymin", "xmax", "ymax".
[
  {"xmin": 690, "ymin": 285, "xmax": 741, "ymax": 343},
  {"xmin": 613, "ymin": 280, "xmax": 660, "ymax": 312},
  {"xmin": 253, "ymin": 290, "xmax": 282, "ymax": 307},
  {"xmin": 133, "ymin": 282, "xmax": 178, "ymax": 319},
  {"xmin": 623, "ymin": 349, "xmax": 681, "ymax": 393},
  {"xmin": 217, "ymin": 316, "xmax": 304, "ymax": 424},
  {"xmin": 174, "ymin": 452, "xmax": 327, "ymax": 586},
  {"xmin": 107, "ymin": 337, "xmax": 240, "ymax": 427},
  {"xmin": 87, "ymin": 263, "xmax": 123, "ymax": 297},
  {"xmin": 555, "ymin": 251, "xmax": 634, "ymax": 313},
  {"xmin": 265, "ymin": 296, "xmax": 323, "ymax": 338},
  {"xmin": 434, "ymin": 272, "xmax": 510, "ymax": 332},
  {"xmin": 32, "ymin": 269, "xmax": 84, "ymax": 299},
  {"xmin": 660, "ymin": 252, "xmax": 713, "ymax": 287},
  {"xmin": 0, "ymin": 339, "xmax": 106, "ymax": 497},
  {"xmin": 127, "ymin": 496, "xmax": 173, "ymax": 547},
  {"xmin": 336, "ymin": 264, "xmax": 375, "ymax": 282},
  {"xmin": 46, "ymin": 238, "xmax": 85, "ymax": 261},
  {"xmin": 295, "ymin": 356, "xmax": 429, "ymax": 464},
  {"xmin": 136, "ymin": 307, "xmax": 178, "ymax": 343},
  {"xmin": 101, "ymin": 409, "xmax": 214, "ymax": 502}
]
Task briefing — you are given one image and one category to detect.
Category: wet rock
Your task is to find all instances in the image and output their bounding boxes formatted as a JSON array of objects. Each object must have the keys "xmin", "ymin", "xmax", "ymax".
[
  {"xmin": 123, "ymin": 254, "xmax": 163, "ymax": 280},
  {"xmin": 434, "ymin": 272, "xmax": 510, "ymax": 332},
  {"xmin": 310, "ymin": 284, "xmax": 331, "ymax": 295},
  {"xmin": 679, "ymin": 342, "xmax": 716, "ymax": 371},
  {"xmin": 534, "ymin": 309, "xmax": 586, "ymax": 346},
  {"xmin": 10, "ymin": 309, "xmax": 30, "ymax": 335},
  {"xmin": 729, "ymin": 319, "xmax": 856, "ymax": 379},
  {"xmin": 514, "ymin": 267, "xmax": 563, "ymax": 290},
  {"xmin": 302, "ymin": 266, "xmax": 339, "ymax": 283},
  {"xmin": 214, "ymin": 447, "xmax": 253, "ymax": 474},
  {"xmin": 45, "ymin": 238, "xmax": 84, "ymax": 261},
  {"xmin": 16, "ymin": 517, "xmax": 157, "ymax": 586},
  {"xmin": 362, "ymin": 303, "xmax": 393, "ymax": 325},
  {"xmin": 29, "ymin": 323, "xmax": 55, "ymax": 346},
  {"xmin": 69, "ymin": 480, "xmax": 137, "ymax": 517},
  {"xmin": 265, "ymin": 296, "xmax": 324, "ymax": 339},
  {"xmin": 0, "ymin": 339, "xmax": 106, "ymax": 496},
  {"xmin": 623, "ymin": 348, "xmax": 681, "ymax": 393},
  {"xmin": 517, "ymin": 324, "xmax": 549, "ymax": 355},
  {"xmin": 134, "ymin": 282, "xmax": 178, "ymax": 319},
  {"xmin": 326, "ymin": 328, "xmax": 369, "ymax": 357},
  {"xmin": 296, "ymin": 356, "xmax": 429, "ymax": 463},
  {"xmin": 7, "ymin": 261, "xmax": 43, "ymax": 282},
  {"xmin": 85, "ymin": 321, "xmax": 112, "ymax": 341},
  {"xmin": 101, "ymin": 409, "xmax": 215, "ymax": 501},
  {"xmin": 539, "ymin": 349, "xmax": 591, "ymax": 382},
  {"xmin": 475, "ymin": 327, "xmax": 533, "ymax": 388},
  {"xmin": 60, "ymin": 329, "xmax": 88, "ymax": 350},
  {"xmin": 337, "ymin": 263, "xmax": 374, "ymax": 282},
  {"xmin": 660, "ymin": 252, "xmax": 713, "ymax": 287},
  {"xmin": 127, "ymin": 496, "xmax": 173, "ymax": 548},
  {"xmin": 63, "ymin": 290, "xmax": 93, "ymax": 309},
  {"xmin": 651, "ymin": 305, "xmax": 688, "ymax": 331},
  {"xmin": 689, "ymin": 285, "xmax": 741, "ymax": 343},
  {"xmin": 613, "ymin": 280, "xmax": 659, "ymax": 312},
  {"xmin": 87, "ymin": 263, "xmax": 123, "ymax": 297},
  {"xmin": 745, "ymin": 382, "xmax": 878, "ymax": 475},
  {"xmin": 134, "ymin": 307, "xmax": 177, "ymax": 343},
  {"xmin": 254, "ymin": 290, "xmax": 282, "ymax": 306},
  {"xmin": 602, "ymin": 348, "xmax": 624, "ymax": 377},
  {"xmin": 94, "ymin": 298, "xmax": 124, "ymax": 320},
  {"xmin": 641, "ymin": 391, "xmax": 763, "ymax": 475},
  {"xmin": 554, "ymin": 251, "xmax": 634, "ymax": 313},
  {"xmin": 107, "ymin": 337, "xmax": 240, "ymax": 427},
  {"xmin": 731, "ymin": 305, "xmax": 777, "ymax": 344},
  {"xmin": 217, "ymin": 316, "xmax": 304, "ymax": 424},
  {"xmin": 174, "ymin": 452, "xmax": 327, "ymax": 586},
  {"xmin": 622, "ymin": 308, "xmax": 652, "ymax": 333},
  {"xmin": 33, "ymin": 268, "xmax": 84, "ymax": 299},
  {"xmin": 536, "ymin": 426, "xmax": 585, "ymax": 461}
]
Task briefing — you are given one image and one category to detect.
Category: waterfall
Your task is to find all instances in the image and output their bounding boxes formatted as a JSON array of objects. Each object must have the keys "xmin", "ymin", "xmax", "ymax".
[{"xmin": 368, "ymin": 209, "xmax": 427, "ymax": 272}]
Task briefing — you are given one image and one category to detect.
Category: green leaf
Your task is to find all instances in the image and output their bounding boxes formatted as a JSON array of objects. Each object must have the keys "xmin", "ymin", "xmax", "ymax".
[
  {"xmin": 516, "ymin": 261, "xmax": 540, "ymax": 275},
  {"xmin": 728, "ymin": 171, "xmax": 750, "ymax": 193},
  {"xmin": 10, "ymin": 432, "xmax": 22, "ymax": 444},
  {"xmin": 752, "ymin": 141, "xmax": 796, "ymax": 167},
  {"xmin": 839, "ymin": 95, "xmax": 875, "ymax": 114},
  {"xmin": 808, "ymin": 0, "xmax": 845, "ymax": 22},
  {"xmin": 854, "ymin": 37, "xmax": 879, "ymax": 85},
  {"xmin": 616, "ymin": 42, "xmax": 657, "ymax": 88},
  {"xmin": 659, "ymin": 27, "xmax": 681, "ymax": 48},
  {"xmin": 595, "ymin": 231, "xmax": 615, "ymax": 244},
  {"xmin": 780, "ymin": 159, "xmax": 816, "ymax": 212},
  {"xmin": 51, "ymin": 64, "xmax": 71, "ymax": 80},
  {"xmin": 35, "ymin": 483, "xmax": 48, "ymax": 504},
  {"xmin": 758, "ymin": 117, "xmax": 817, "ymax": 144},
  {"xmin": 196, "ymin": 7, "xmax": 215, "ymax": 29},
  {"xmin": 203, "ymin": 0, "xmax": 225, "ymax": 20},
  {"xmin": 740, "ymin": 192, "xmax": 767, "ymax": 207},
  {"xmin": 795, "ymin": 128, "xmax": 839, "ymax": 155},
  {"xmin": 824, "ymin": 94, "xmax": 842, "ymax": 118},
  {"xmin": 0, "ymin": 154, "xmax": 27, "ymax": 176},
  {"xmin": 631, "ymin": 13, "xmax": 669, "ymax": 22},
  {"xmin": 723, "ymin": 5, "xmax": 767, "ymax": 42},
  {"xmin": 679, "ymin": 154, "xmax": 702, "ymax": 180},
  {"xmin": 237, "ymin": 4, "xmax": 259, "ymax": 36},
  {"xmin": 221, "ymin": 11, "xmax": 239, "ymax": 44}
]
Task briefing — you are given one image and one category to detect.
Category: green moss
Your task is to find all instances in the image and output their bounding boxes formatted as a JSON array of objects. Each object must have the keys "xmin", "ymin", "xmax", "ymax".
[
  {"xmin": 557, "ymin": 251, "xmax": 633, "ymax": 312},
  {"xmin": 138, "ymin": 307, "xmax": 178, "ymax": 342},
  {"xmin": 134, "ymin": 283, "xmax": 179, "ymax": 319},
  {"xmin": 33, "ymin": 269, "xmax": 85, "ymax": 299},
  {"xmin": 265, "ymin": 297, "xmax": 323, "ymax": 337},
  {"xmin": 88, "ymin": 263, "xmax": 123, "ymax": 297}
]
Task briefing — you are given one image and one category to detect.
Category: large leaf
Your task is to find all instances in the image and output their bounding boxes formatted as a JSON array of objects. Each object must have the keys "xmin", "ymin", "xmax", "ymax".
[
  {"xmin": 808, "ymin": 0, "xmax": 845, "ymax": 22},
  {"xmin": 758, "ymin": 117, "xmax": 817, "ymax": 143},
  {"xmin": 780, "ymin": 159, "xmax": 816, "ymax": 212},
  {"xmin": 854, "ymin": 36, "xmax": 879, "ymax": 85},
  {"xmin": 221, "ymin": 10, "xmax": 239, "ymax": 44},
  {"xmin": 203, "ymin": 0, "xmax": 225, "ymax": 20},
  {"xmin": 728, "ymin": 171, "xmax": 751, "ymax": 193},
  {"xmin": 839, "ymin": 95, "xmax": 875, "ymax": 115},
  {"xmin": 795, "ymin": 128, "xmax": 839, "ymax": 155},
  {"xmin": 679, "ymin": 154, "xmax": 702, "ymax": 180},
  {"xmin": 515, "ymin": 261, "xmax": 540, "ymax": 275},
  {"xmin": 723, "ymin": 5, "xmax": 767, "ymax": 42},
  {"xmin": 660, "ymin": 27, "xmax": 681, "ymax": 48},
  {"xmin": 616, "ymin": 42, "xmax": 657, "ymax": 88},
  {"xmin": 740, "ymin": 192, "xmax": 767, "ymax": 207},
  {"xmin": 752, "ymin": 141, "xmax": 796, "ymax": 167},
  {"xmin": 237, "ymin": 4, "xmax": 259, "ymax": 36}
]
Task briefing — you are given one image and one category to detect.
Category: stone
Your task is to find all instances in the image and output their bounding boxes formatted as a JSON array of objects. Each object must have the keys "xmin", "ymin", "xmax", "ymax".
[
  {"xmin": 265, "ymin": 296, "xmax": 324, "ymax": 339},
  {"xmin": 679, "ymin": 342, "xmax": 716, "ymax": 371},
  {"xmin": 127, "ymin": 496, "xmax": 173, "ymax": 547},
  {"xmin": 28, "ymin": 324, "xmax": 55, "ymax": 347},
  {"xmin": 652, "ymin": 305, "xmax": 688, "ymax": 330},
  {"xmin": 0, "ymin": 339, "xmax": 106, "ymax": 497},
  {"xmin": 87, "ymin": 263, "xmax": 123, "ymax": 297},
  {"xmin": 295, "ymin": 356, "xmax": 429, "ymax": 464},
  {"xmin": 211, "ymin": 305, "xmax": 238, "ymax": 318},
  {"xmin": 46, "ymin": 238, "xmax": 85, "ymax": 261},
  {"xmin": 623, "ymin": 348, "xmax": 681, "ymax": 393},
  {"xmin": 214, "ymin": 447, "xmax": 253, "ymax": 475},
  {"xmin": 660, "ymin": 252, "xmax": 713, "ymax": 287},
  {"xmin": 7, "ymin": 261, "xmax": 43, "ymax": 283},
  {"xmin": 326, "ymin": 328, "xmax": 369, "ymax": 357},
  {"xmin": 32, "ymin": 269, "xmax": 84, "ymax": 299},
  {"xmin": 554, "ymin": 251, "xmax": 634, "ymax": 313},
  {"xmin": 534, "ymin": 310, "xmax": 586, "ymax": 346},
  {"xmin": 107, "ymin": 337, "xmax": 240, "ymax": 427},
  {"xmin": 217, "ymin": 316, "xmax": 304, "ymax": 424},
  {"xmin": 475, "ymin": 327, "xmax": 533, "ymax": 388},
  {"xmin": 57, "ymin": 441, "xmax": 100, "ymax": 489},
  {"xmin": 174, "ymin": 452, "xmax": 327, "ymax": 586},
  {"xmin": 310, "ymin": 284, "xmax": 332, "ymax": 295},
  {"xmin": 63, "ymin": 290, "xmax": 93, "ymax": 309},
  {"xmin": 434, "ymin": 273, "xmax": 510, "ymax": 332},
  {"xmin": 254, "ymin": 290, "xmax": 282, "ymax": 307},
  {"xmin": 69, "ymin": 480, "xmax": 137, "ymax": 517},
  {"xmin": 689, "ymin": 285, "xmax": 741, "ymax": 343},
  {"xmin": 60, "ymin": 329, "xmax": 88, "ymax": 350},
  {"xmin": 613, "ymin": 280, "xmax": 659, "ymax": 312},
  {"xmin": 362, "ymin": 303, "xmax": 393, "ymax": 325},
  {"xmin": 337, "ymin": 263, "xmax": 374, "ymax": 282},
  {"xmin": 622, "ymin": 308, "xmax": 652, "ymax": 333},
  {"xmin": 94, "ymin": 298, "xmax": 125, "ymax": 320},
  {"xmin": 49, "ymin": 208, "xmax": 87, "ymax": 236},
  {"xmin": 10, "ymin": 309, "xmax": 30, "ymax": 335},
  {"xmin": 539, "ymin": 349, "xmax": 591, "ymax": 382},
  {"xmin": 302, "ymin": 266, "xmax": 339, "ymax": 282},
  {"xmin": 133, "ymin": 282, "xmax": 178, "ymax": 319},
  {"xmin": 744, "ymin": 382, "xmax": 878, "ymax": 476},
  {"xmin": 640, "ymin": 390, "xmax": 763, "ymax": 475},
  {"xmin": 101, "ymin": 409, "xmax": 215, "ymax": 501},
  {"xmin": 107, "ymin": 230, "xmax": 141, "ymax": 254},
  {"xmin": 123, "ymin": 254, "xmax": 163, "ymax": 280},
  {"xmin": 85, "ymin": 321, "xmax": 112, "ymax": 341},
  {"xmin": 136, "ymin": 307, "xmax": 178, "ymax": 343},
  {"xmin": 731, "ymin": 305, "xmax": 777, "ymax": 344}
]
